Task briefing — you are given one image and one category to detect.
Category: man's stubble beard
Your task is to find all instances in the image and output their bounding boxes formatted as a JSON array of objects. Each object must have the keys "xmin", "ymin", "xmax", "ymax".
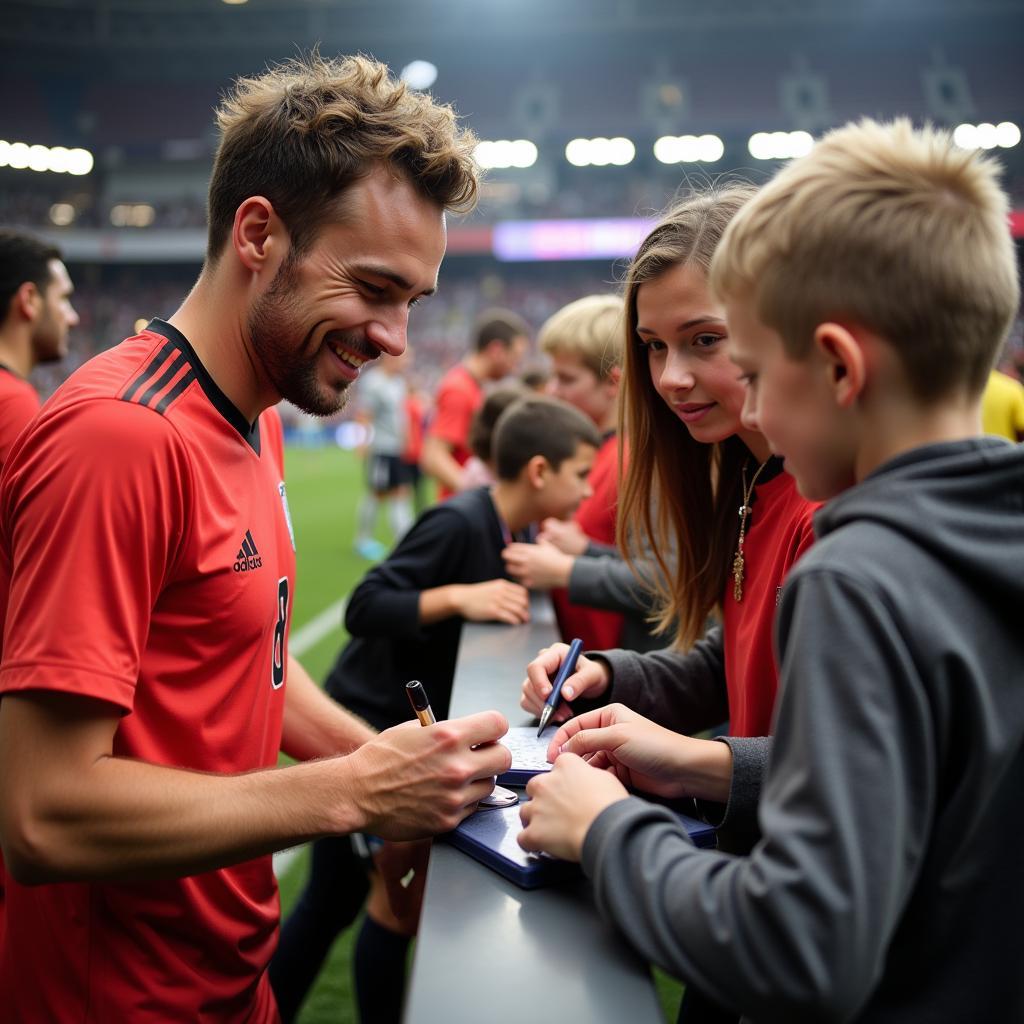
[{"xmin": 247, "ymin": 259, "xmax": 352, "ymax": 418}]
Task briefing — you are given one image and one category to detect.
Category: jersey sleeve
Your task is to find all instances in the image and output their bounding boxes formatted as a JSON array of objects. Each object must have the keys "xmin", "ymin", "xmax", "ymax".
[
  {"xmin": 0, "ymin": 399, "xmax": 192, "ymax": 712},
  {"xmin": 0, "ymin": 383, "xmax": 41, "ymax": 468}
]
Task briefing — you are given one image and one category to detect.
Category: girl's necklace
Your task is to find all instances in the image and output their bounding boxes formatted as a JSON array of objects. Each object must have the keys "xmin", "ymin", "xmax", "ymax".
[{"xmin": 732, "ymin": 458, "xmax": 771, "ymax": 602}]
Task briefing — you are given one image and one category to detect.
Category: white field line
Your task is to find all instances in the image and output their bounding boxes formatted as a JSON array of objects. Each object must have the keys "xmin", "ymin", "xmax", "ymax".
[
  {"xmin": 273, "ymin": 596, "xmax": 348, "ymax": 877},
  {"xmin": 290, "ymin": 596, "xmax": 347, "ymax": 656}
]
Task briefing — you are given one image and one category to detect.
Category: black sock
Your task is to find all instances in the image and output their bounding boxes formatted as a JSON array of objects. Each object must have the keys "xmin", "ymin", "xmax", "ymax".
[
  {"xmin": 353, "ymin": 915, "xmax": 412, "ymax": 1024},
  {"xmin": 270, "ymin": 835, "xmax": 370, "ymax": 1023}
]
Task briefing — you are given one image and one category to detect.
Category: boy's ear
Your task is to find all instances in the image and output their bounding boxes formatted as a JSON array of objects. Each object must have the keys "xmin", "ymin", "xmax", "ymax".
[
  {"xmin": 525, "ymin": 454, "xmax": 551, "ymax": 490},
  {"xmin": 232, "ymin": 196, "xmax": 287, "ymax": 274},
  {"xmin": 813, "ymin": 322, "xmax": 866, "ymax": 408}
]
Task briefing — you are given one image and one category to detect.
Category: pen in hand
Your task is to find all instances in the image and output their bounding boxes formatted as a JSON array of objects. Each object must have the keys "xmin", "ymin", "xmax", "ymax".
[
  {"xmin": 406, "ymin": 679, "xmax": 436, "ymax": 726},
  {"xmin": 405, "ymin": 679, "xmax": 517, "ymax": 809},
  {"xmin": 537, "ymin": 637, "xmax": 584, "ymax": 737}
]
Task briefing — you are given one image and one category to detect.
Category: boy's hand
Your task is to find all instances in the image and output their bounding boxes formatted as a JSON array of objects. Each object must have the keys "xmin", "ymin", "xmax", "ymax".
[
  {"xmin": 521, "ymin": 643, "xmax": 610, "ymax": 723},
  {"xmin": 455, "ymin": 579, "xmax": 530, "ymax": 624},
  {"xmin": 337, "ymin": 712, "xmax": 512, "ymax": 839},
  {"xmin": 536, "ymin": 517, "xmax": 589, "ymax": 556},
  {"xmin": 547, "ymin": 704, "xmax": 723, "ymax": 800},
  {"xmin": 517, "ymin": 753, "xmax": 627, "ymax": 861},
  {"xmin": 502, "ymin": 541, "xmax": 573, "ymax": 589}
]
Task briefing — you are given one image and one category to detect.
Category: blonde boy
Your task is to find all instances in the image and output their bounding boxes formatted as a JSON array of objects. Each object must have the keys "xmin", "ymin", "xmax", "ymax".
[
  {"xmin": 518, "ymin": 119, "xmax": 1024, "ymax": 1020},
  {"xmin": 541, "ymin": 294, "xmax": 623, "ymax": 430},
  {"xmin": 505, "ymin": 294, "xmax": 661, "ymax": 652}
]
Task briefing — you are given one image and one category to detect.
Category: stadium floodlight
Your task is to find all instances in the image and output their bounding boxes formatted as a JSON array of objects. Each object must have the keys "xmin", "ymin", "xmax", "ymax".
[
  {"xmin": 400, "ymin": 61, "xmax": 438, "ymax": 91},
  {"xmin": 7, "ymin": 142, "xmax": 30, "ymax": 169},
  {"xmin": 565, "ymin": 137, "xmax": 635, "ymax": 167},
  {"xmin": 565, "ymin": 138, "xmax": 591, "ymax": 167},
  {"xmin": 474, "ymin": 139, "xmax": 538, "ymax": 169},
  {"xmin": 996, "ymin": 121, "xmax": 1021, "ymax": 148},
  {"xmin": 955, "ymin": 121, "xmax": 1020, "ymax": 151},
  {"xmin": 654, "ymin": 136, "xmax": 680, "ymax": 164},
  {"xmin": 49, "ymin": 203, "xmax": 75, "ymax": 226},
  {"xmin": 47, "ymin": 147, "xmax": 71, "ymax": 173},
  {"xmin": 953, "ymin": 123, "xmax": 978, "ymax": 149},
  {"xmin": 111, "ymin": 204, "xmax": 156, "ymax": 228},
  {"xmin": 748, "ymin": 130, "xmax": 814, "ymax": 160},
  {"xmin": 788, "ymin": 131, "xmax": 814, "ymax": 157},
  {"xmin": 697, "ymin": 134, "xmax": 724, "ymax": 162},
  {"xmin": 653, "ymin": 134, "xmax": 723, "ymax": 164},
  {"xmin": 608, "ymin": 137, "xmax": 635, "ymax": 166},
  {"xmin": 510, "ymin": 140, "xmax": 538, "ymax": 168},
  {"xmin": 588, "ymin": 138, "xmax": 612, "ymax": 166},
  {"xmin": 28, "ymin": 145, "xmax": 50, "ymax": 172},
  {"xmin": 67, "ymin": 148, "xmax": 94, "ymax": 175},
  {"xmin": 0, "ymin": 139, "xmax": 93, "ymax": 175},
  {"xmin": 975, "ymin": 122, "xmax": 999, "ymax": 149}
]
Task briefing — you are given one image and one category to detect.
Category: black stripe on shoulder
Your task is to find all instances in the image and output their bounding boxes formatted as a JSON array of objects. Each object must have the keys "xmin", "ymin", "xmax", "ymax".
[
  {"xmin": 154, "ymin": 369, "xmax": 198, "ymax": 415},
  {"xmin": 121, "ymin": 340, "xmax": 176, "ymax": 404},
  {"xmin": 137, "ymin": 352, "xmax": 188, "ymax": 409}
]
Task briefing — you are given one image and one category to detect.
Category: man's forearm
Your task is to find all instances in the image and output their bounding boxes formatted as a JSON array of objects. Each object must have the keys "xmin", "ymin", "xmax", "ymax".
[
  {"xmin": 281, "ymin": 654, "xmax": 376, "ymax": 761},
  {"xmin": 3, "ymin": 746, "xmax": 364, "ymax": 885},
  {"xmin": 419, "ymin": 436, "xmax": 464, "ymax": 492}
]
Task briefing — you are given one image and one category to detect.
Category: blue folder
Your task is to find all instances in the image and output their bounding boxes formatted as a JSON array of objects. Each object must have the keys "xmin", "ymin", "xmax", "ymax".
[{"xmin": 445, "ymin": 797, "xmax": 716, "ymax": 889}]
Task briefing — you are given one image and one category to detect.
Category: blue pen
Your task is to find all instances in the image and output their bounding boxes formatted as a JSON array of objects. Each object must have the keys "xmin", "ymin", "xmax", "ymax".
[{"xmin": 536, "ymin": 637, "xmax": 584, "ymax": 736}]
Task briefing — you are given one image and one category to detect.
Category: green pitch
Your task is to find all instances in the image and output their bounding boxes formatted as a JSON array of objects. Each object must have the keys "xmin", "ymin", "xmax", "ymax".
[{"xmin": 280, "ymin": 443, "xmax": 681, "ymax": 1023}]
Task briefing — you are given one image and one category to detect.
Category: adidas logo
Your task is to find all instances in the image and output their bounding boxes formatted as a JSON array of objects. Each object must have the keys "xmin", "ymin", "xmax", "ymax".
[{"xmin": 233, "ymin": 530, "xmax": 263, "ymax": 573}]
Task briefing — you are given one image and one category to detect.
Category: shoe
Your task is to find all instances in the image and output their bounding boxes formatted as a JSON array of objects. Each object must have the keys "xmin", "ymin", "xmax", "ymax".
[{"xmin": 355, "ymin": 538, "xmax": 387, "ymax": 560}]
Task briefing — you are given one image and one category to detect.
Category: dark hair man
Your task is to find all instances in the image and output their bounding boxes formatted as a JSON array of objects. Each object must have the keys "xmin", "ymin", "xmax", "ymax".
[{"xmin": 0, "ymin": 229, "xmax": 79, "ymax": 466}]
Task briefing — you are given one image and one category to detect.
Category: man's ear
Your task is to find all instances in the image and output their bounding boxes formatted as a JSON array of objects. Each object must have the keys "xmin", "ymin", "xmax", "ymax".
[
  {"xmin": 813, "ymin": 322, "xmax": 865, "ymax": 408},
  {"xmin": 13, "ymin": 281, "xmax": 41, "ymax": 323},
  {"xmin": 525, "ymin": 454, "xmax": 550, "ymax": 490},
  {"xmin": 605, "ymin": 364, "xmax": 622, "ymax": 392},
  {"xmin": 232, "ymin": 197, "xmax": 287, "ymax": 274}
]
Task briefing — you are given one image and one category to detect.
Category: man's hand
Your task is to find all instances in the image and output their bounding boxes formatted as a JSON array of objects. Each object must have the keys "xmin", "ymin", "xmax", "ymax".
[
  {"xmin": 502, "ymin": 541, "xmax": 573, "ymax": 590},
  {"xmin": 335, "ymin": 711, "xmax": 512, "ymax": 839},
  {"xmin": 454, "ymin": 579, "xmax": 530, "ymax": 624},
  {"xmin": 517, "ymin": 753, "xmax": 627, "ymax": 861},
  {"xmin": 521, "ymin": 642, "xmax": 610, "ymax": 723},
  {"xmin": 536, "ymin": 517, "xmax": 589, "ymax": 556},
  {"xmin": 549, "ymin": 704, "xmax": 734, "ymax": 804}
]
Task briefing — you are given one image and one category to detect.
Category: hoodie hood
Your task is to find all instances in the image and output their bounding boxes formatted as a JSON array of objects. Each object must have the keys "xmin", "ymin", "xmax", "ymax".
[{"xmin": 814, "ymin": 437, "xmax": 1024, "ymax": 603}]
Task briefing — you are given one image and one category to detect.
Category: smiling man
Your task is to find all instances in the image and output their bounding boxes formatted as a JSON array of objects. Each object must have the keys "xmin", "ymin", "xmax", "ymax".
[{"xmin": 0, "ymin": 55, "xmax": 513, "ymax": 1023}]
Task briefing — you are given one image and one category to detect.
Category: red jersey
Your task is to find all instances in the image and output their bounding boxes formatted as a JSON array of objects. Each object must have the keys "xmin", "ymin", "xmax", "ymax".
[
  {"xmin": 402, "ymin": 390, "xmax": 425, "ymax": 465},
  {"xmin": 0, "ymin": 365, "xmax": 40, "ymax": 469},
  {"xmin": 722, "ymin": 467, "xmax": 817, "ymax": 737},
  {"xmin": 427, "ymin": 363, "xmax": 482, "ymax": 499},
  {"xmin": 552, "ymin": 432, "xmax": 624, "ymax": 650},
  {"xmin": 0, "ymin": 320, "xmax": 295, "ymax": 1023}
]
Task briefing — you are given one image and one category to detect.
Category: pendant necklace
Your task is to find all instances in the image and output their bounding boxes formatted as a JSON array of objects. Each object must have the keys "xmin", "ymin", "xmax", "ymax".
[{"xmin": 732, "ymin": 458, "xmax": 771, "ymax": 602}]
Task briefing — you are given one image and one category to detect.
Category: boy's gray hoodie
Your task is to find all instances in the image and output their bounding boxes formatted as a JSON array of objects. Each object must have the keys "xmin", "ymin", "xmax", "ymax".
[{"xmin": 582, "ymin": 438, "xmax": 1024, "ymax": 1023}]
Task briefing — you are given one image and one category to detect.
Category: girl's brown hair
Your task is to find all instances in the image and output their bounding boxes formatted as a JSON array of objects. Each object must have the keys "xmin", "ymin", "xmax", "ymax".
[{"xmin": 618, "ymin": 183, "xmax": 759, "ymax": 648}]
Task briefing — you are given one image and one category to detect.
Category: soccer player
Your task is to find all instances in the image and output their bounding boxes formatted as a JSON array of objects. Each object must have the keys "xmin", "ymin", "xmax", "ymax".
[
  {"xmin": 0, "ymin": 54, "xmax": 510, "ymax": 1023},
  {"xmin": 0, "ymin": 230, "xmax": 79, "ymax": 467},
  {"xmin": 419, "ymin": 308, "xmax": 529, "ymax": 498}
]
